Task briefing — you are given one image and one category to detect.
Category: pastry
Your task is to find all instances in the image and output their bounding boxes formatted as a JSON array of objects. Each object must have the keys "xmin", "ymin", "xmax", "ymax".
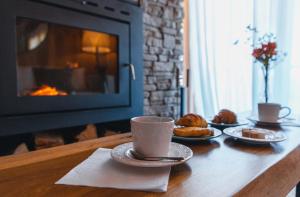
[
  {"xmin": 174, "ymin": 127, "xmax": 214, "ymax": 137},
  {"xmin": 212, "ymin": 109, "xmax": 237, "ymax": 124},
  {"xmin": 242, "ymin": 128, "xmax": 266, "ymax": 139},
  {"xmin": 176, "ymin": 113, "xmax": 208, "ymax": 128}
]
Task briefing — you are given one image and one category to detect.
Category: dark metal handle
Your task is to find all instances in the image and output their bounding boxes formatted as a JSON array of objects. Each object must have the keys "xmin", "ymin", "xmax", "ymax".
[{"xmin": 125, "ymin": 64, "xmax": 136, "ymax": 80}]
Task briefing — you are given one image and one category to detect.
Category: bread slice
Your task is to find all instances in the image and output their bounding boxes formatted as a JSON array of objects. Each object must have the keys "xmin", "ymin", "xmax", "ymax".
[
  {"xmin": 242, "ymin": 128, "xmax": 266, "ymax": 139},
  {"xmin": 174, "ymin": 127, "xmax": 214, "ymax": 137}
]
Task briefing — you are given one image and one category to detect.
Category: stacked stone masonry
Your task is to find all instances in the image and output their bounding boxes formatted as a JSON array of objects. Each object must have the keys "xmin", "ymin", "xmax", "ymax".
[{"xmin": 142, "ymin": 0, "xmax": 184, "ymax": 118}]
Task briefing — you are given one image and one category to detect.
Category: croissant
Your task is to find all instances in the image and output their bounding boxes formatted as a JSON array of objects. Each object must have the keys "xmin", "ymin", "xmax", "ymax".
[
  {"xmin": 176, "ymin": 113, "xmax": 208, "ymax": 128},
  {"xmin": 212, "ymin": 109, "xmax": 237, "ymax": 124}
]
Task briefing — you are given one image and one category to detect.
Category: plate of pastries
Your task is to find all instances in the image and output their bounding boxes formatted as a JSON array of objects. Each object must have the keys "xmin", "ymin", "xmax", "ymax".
[
  {"xmin": 208, "ymin": 109, "xmax": 248, "ymax": 130},
  {"xmin": 173, "ymin": 113, "xmax": 222, "ymax": 141}
]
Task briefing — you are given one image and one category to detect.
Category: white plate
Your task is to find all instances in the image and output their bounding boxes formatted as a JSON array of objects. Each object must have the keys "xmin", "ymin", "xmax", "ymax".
[
  {"xmin": 111, "ymin": 142, "xmax": 193, "ymax": 167},
  {"xmin": 247, "ymin": 116, "xmax": 283, "ymax": 127},
  {"xmin": 208, "ymin": 119, "xmax": 249, "ymax": 129},
  {"xmin": 223, "ymin": 127, "xmax": 287, "ymax": 144},
  {"xmin": 172, "ymin": 127, "xmax": 222, "ymax": 141}
]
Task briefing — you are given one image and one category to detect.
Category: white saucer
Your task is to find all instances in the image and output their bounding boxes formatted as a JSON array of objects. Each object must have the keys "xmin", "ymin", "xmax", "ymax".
[
  {"xmin": 208, "ymin": 118, "xmax": 249, "ymax": 130},
  {"xmin": 247, "ymin": 116, "xmax": 283, "ymax": 127},
  {"xmin": 223, "ymin": 126, "xmax": 287, "ymax": 144},
  {"xmin": 111, "ymin": 142, "xmax": 193, "ymax": 167}
]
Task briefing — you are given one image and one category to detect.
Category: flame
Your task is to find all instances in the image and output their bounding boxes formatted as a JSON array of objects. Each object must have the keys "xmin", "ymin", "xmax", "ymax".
[{"xmin": 30, "ymin": 85, "xmax": 68, "ymax": 96}]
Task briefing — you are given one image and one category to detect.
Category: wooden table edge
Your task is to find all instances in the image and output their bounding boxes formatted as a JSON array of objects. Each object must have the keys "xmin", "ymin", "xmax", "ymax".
[
  {"xmin": 0, "ymin": 133, "xmax": 132, "ymax": 171},
  {"xmin": 235, "ymin": 144, "xmax": 300, "ymax": 196},
  {"xmin": 1, "ymin": 131, "xmax": 300, "ymax": 196}
]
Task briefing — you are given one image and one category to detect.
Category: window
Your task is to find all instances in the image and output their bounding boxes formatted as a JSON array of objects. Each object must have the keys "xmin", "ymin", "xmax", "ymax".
[{"xmin": 187, "ymin": 0, "xmax": 300, "ymax": 117}]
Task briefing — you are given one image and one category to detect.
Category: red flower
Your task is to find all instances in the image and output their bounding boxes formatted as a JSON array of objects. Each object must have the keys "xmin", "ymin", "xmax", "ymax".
[
  {"xmin": 262, "ymin": 44, "xmax": 268, "ymax": 52},
  {"xmin": 267, "ymin": 42, "xmax": 277, "ymax": 56},
  {"xmin": 252, "ymin": 48, "xmax": 264, "ymax": 58},
  {"xmin": 252, "ymin": 42, "xmax": 277, "ymax": 59},
  {"xmin": 268, "ymin": 42, "xmax": 276, "ymax": 50}
]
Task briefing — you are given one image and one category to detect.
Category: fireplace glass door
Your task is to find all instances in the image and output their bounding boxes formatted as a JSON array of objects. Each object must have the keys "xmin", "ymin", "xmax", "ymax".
[
  {"xmin": 16, "ymin": 17, "xmax": 119, "ymax": 97},
  {"xmin": 0, "ymin": 0, "xmax": 143, "ymax": 134},
  {"xmin": 0, "ymin": 0, "xmax": 132, "ymax": 116}
]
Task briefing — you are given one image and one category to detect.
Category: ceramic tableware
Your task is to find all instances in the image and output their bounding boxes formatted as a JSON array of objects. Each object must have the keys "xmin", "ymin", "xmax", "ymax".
[{"xmin": 111, "ymin": 142, "xmax": 193, "ymax": 167}]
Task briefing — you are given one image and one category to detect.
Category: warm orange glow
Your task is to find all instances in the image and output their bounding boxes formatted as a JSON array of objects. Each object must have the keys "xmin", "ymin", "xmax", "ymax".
[
  {"xmin": 30, "ymin": 85, "xmax": 67, "ymax": 96},
  {"xmin": 66, "ymin": 61, "xmax": 80, "ymax": 69},
  {"xmin": 81, "ymin": 30, "xmax": 115, "ymax": 54},
  {"xmin": 81, "ymin": 46, "xmax": 111, "ymax": 54}
]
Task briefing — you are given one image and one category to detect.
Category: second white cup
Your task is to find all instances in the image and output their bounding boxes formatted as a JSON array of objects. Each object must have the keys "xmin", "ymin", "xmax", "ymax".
[{"xmin": 258, "ymin": 103, "xmax": 291, "ymax": 122}]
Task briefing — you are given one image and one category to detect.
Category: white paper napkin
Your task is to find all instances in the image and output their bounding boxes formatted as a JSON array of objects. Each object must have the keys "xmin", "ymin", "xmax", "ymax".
[{"xmin": 56, "ymin": 148, "xmax": 171, "ymax": 192}]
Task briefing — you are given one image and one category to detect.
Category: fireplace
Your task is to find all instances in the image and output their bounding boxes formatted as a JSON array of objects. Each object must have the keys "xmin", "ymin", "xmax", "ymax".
[
  {"xmin": 17, "ymin": 17, "xmax": 119, "ymax": 97},
  {"xmin": 0, "ymin": 0, "xmax": 143, "ymax": 136}
]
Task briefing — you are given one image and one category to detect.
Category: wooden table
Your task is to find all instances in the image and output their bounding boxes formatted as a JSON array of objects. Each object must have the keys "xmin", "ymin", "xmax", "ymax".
[{"xmin": 1, "ymin": 126, "xmax": 300, "ymax": 197}]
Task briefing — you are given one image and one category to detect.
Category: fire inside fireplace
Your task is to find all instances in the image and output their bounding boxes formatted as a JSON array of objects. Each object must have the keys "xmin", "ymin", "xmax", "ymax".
[
  {"xmin": 30, "ymin": 85, "xmax": 67, "ymax": 96},
  {"xmin": 16, "ymin": 17, "xmax": 119, "ymax": 97}
]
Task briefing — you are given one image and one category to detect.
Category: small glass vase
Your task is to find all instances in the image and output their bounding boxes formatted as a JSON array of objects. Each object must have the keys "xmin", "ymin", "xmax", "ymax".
[{"xmin": 261, "ymin": 64, "xmax": 270, "ymax": 103}]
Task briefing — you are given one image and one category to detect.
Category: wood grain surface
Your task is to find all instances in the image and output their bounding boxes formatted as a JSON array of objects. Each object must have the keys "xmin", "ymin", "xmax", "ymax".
[{"xmin": 1, "ymin": 127, "xmax": 300, "ymax": 197}]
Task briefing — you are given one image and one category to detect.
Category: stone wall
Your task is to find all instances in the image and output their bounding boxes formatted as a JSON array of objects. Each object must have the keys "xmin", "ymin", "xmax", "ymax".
[{"xmin": 142, "ymin": 0, "xmax": 184, "ymax": 118}]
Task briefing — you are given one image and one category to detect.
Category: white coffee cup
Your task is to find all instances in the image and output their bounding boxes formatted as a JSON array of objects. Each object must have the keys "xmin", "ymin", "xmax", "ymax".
[
  {"xmin": 131, "ymin": 116, "xmax": 174, "ymax": 157},
  {"xmin": 258, "ymin": 103, "xmax": 291, "ymax": 123}
]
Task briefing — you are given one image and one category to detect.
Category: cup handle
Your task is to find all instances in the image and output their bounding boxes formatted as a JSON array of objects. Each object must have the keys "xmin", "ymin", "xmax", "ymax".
[{"xmin": 278, "ymin": 106, "xmax": 291, "ymax": 119}]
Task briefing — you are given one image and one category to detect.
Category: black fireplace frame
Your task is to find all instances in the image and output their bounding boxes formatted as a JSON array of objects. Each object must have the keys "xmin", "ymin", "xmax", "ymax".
[{"xmin": 0, "ymin": 0, "xmax": 143, "ymax": 136}]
